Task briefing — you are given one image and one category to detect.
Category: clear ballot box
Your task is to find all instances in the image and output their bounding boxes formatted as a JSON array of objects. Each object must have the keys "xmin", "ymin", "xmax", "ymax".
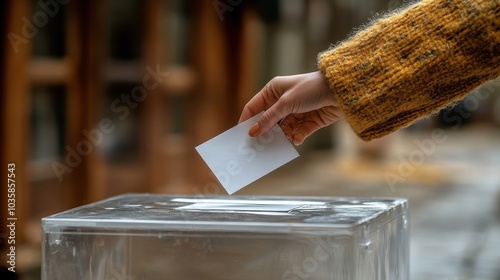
[{"xmin": 42, "ymin": 194, "xmax": 408, "ymax": 280}]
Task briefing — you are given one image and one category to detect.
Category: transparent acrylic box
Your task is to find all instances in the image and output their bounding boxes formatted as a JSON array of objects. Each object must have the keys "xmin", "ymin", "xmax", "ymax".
[{"xmin": 42, "ymin": 194, "xmax": 408, "ymax": 280}]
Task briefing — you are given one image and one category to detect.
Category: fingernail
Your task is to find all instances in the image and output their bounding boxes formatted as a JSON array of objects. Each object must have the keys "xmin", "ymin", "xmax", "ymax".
[
  {"xmin": 249, "ymin": 123, "xmax": 261, "ymax": 137},
  {"xmin": 293, "ymin": 133, "xmax": 304, "ymax": 145}
]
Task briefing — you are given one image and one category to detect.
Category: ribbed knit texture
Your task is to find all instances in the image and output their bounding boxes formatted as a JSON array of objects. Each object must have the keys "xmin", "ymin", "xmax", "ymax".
[{"xmin": 318, "ymin": 0, "xmax": 500, "ymax": 141}]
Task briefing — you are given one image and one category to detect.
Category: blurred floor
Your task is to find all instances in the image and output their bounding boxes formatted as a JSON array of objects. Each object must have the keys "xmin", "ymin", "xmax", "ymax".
[{"xmin": 239, "ymin": 126, "xmax": 500, "ymax": 280}]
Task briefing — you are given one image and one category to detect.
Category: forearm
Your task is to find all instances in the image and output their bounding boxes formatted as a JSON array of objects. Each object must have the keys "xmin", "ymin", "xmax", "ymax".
[{"xmin": 318, "ymin": 0, "xmax": 500, "ymax": 141}]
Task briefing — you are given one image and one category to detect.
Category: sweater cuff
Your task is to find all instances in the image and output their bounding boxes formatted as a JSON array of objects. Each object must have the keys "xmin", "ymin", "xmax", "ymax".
[{"xmin": 318, "ymin": 0, "xmax": 500, "ymax": 141}]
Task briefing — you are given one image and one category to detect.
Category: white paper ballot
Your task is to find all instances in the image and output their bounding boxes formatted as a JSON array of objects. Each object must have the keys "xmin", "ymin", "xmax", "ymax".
[
  {"xmin": 173, "ymin": 198, "xmax": 325, "ymax": 212},
  {"xmin": 195, "ymin": 113, "xmax": 299, "ymax": 194}
]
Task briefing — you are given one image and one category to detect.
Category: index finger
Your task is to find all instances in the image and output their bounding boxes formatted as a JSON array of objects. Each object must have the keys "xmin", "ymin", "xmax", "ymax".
[{"xmin": 238, "ymin": 87, "xmax": 279, "ymax": 124}]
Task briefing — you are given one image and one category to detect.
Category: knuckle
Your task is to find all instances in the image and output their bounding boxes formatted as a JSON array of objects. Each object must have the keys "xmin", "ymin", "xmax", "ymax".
[
  {"xmin": 278, "ymin": 95, "xmax": 294, "ymax": 114},
  {"xmin": 279, "ymin": 94, "xmax": 293, "ymax": 106},
  {"xmin": 243, "ymin": 105, "xmax": 256, "ymax": 116},
  {"xmin": 260, "ymin": 111, "xmax": 273, "ymax": 127},
  {"xmin": 266, "ymin": 78, "xmax": 280, "ymax": 94},
  {"xmin": 270, "ymin": 76, "xmax": 284, "ymax": 84}
]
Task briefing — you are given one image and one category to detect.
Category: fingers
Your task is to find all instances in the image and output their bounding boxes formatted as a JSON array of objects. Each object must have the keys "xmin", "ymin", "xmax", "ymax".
[
  {"xmin": 255, "ymin": 98, "xmax": 291, "ymax": 135},
  {"xmin": 239, "ymin": 77, "xmax": 295, "ymax": 137},
  {"xmin": 280, "ymin": 109, "xmax": 342, "ymax": 145},
  {"xmin": 279, "ymin": 115, "xmax": 299, "ymax": 142},
  {"xmin": 290, "ymin": 121, "xmax": 319, "ymax": 145},
  {"xmin": 238, "ymin": 94, "xmax": 266, "ymax": 124},
  {"xmin": 246, "ymin": 99, "xmax": 289, "ymax": 137},
  {"xmin": 281, "ymin": 118, "xmax": 325, "ymax": 145},
  {"xmin": 239, "ymin": 104, "xmax": 260, "ymax": 124},
  {"xmin": 238, "ymin": 77, "xmax": 285, "ymax": 124},
  {"xmin": 279, "ymin": 115, "xmax": 316, "ymax": 145}
]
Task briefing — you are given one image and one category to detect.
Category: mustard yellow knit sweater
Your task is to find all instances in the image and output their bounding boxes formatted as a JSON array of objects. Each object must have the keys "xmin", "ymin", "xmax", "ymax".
[{"xmin": 318, "ymin": 0, "xmax": 500, "ymax": 141}]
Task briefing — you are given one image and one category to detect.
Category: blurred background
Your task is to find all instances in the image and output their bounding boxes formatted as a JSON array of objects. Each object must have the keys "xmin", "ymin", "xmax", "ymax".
[{"xmin": 1, "ymin": 0, "xmax": 500, "ymax": 279}]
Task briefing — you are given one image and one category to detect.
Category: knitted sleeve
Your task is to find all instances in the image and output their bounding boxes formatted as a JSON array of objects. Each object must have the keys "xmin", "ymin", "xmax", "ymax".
[{"xmin": 318, "ymin": 0, "xmax": 500, "ymax": 141}]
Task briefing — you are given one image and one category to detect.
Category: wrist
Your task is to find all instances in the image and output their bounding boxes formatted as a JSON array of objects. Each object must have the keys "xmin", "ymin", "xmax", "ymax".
[{"xmin": 314, "ymin": 71, "xmax": 339, "ymax": 106}]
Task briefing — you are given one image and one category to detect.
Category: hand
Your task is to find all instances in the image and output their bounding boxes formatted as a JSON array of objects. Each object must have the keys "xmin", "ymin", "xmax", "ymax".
[{"xmin": 239, "ymin": 71, "xmax": 344, "ymax": 145}]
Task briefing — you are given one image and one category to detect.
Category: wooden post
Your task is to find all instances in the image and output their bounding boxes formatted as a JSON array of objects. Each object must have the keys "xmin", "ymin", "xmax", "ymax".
[
  {"xmin": 142, "ymin": 0, "xmax": 169, "ymax": 193},
  {"xmin": 77, "ymin": 0, "xmax": 107, "ymax": 203},
  {"xmin": 236, "ymin": 7, "xmax": 260, "ymax": 113}
]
